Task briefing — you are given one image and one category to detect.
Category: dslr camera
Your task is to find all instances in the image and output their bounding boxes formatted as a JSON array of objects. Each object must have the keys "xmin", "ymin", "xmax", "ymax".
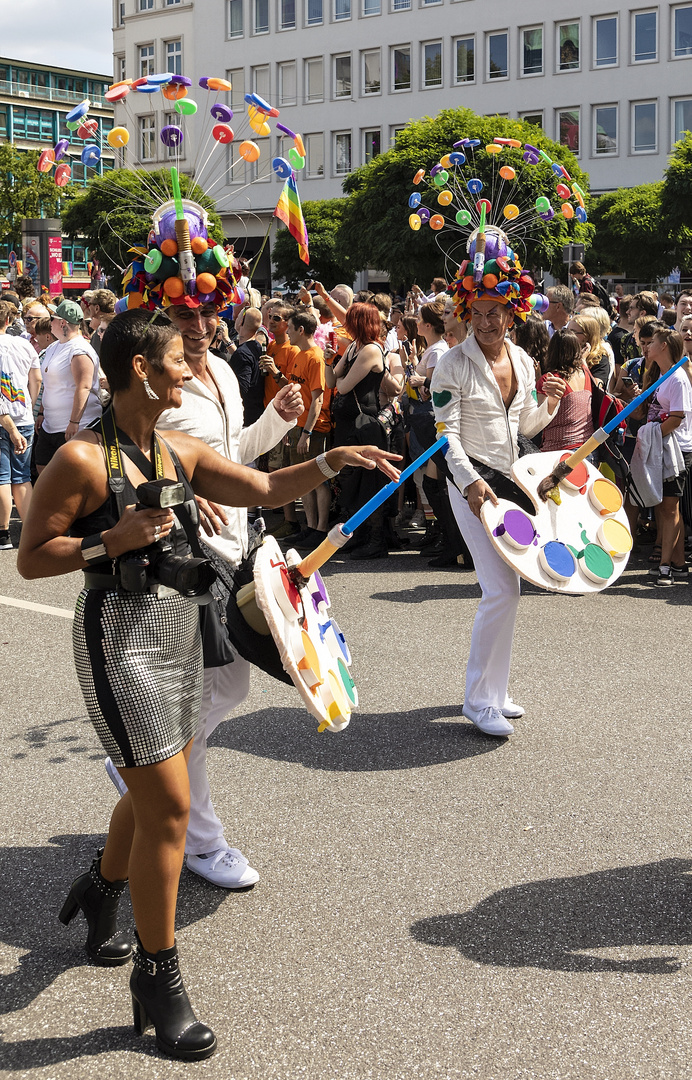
[{"xmin": 120, "ymin": 478, "xmax": 217, "ymax": 598}]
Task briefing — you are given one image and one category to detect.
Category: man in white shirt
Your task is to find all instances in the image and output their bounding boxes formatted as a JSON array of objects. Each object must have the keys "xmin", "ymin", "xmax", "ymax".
[
  {"xmin": 0, "ymin": 300, "xmax": 41, "ymax": 549},
  {"xmin": 432, "ymin": 270, "xmax": 565, "ymax": 737},
  {"xmin": 158, "ymin": 299, "xmax": 304, "ymax": 887}
]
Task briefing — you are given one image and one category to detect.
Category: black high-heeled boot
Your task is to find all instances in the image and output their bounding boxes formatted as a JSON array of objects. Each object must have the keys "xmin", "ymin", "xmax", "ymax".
[
  {"xmin": 130, "ymin": 937, "xmax": 217, "ymax": 1061},
  {"xmin": 58, "ymin": 848, "xmax": 132, "ymax": 966}
]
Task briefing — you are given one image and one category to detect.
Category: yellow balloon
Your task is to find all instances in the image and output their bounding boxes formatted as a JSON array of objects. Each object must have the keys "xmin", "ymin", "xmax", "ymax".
[
  {"xmin": 250, "ymin": 116, "xmax": 270, "ymax": 136},
  {"xmin": 486, "ymin": 143, "xmax": 502, "ymax": 154},
  {"xmin": 107, "ymin": 126, "xmax": 129, "ymax": 148},
  {"xmin": 503, "ymin": 204, "xmax": 520, "ymax": 220},
  {"xmin": 409, "ymin": 214, "xmax": 422, "ymax": 231},
  {"xmin": 239, "ymin": 140, "xmax": 260, "ymax": 162},
  {"xmin": 440, "ymin": 154, "xmax": 452, "ymax": 168},
  {"xmin": 437, "ymin": 190, "xmax": 453, "ymax": 206}
]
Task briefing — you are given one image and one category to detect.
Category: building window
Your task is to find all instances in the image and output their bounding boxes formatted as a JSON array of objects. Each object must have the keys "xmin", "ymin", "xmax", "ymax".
[
  {"xmin": 521, "ymin": 27, "xmax": 543, "ymax": 75},
  {"xmin": 487, "ymin": 32, "xmax": 508, "ymax": 79},
  {"xmin": 139, "ymin": 0, "xmax": 153, "ymax": 8},
  {"xmin": 363, "ymin": 0, "xmax": 380, "ymax": 13},
  {"xmin": 139, "ymin": 45, "xmax": 154, "ymax": 79},
  {"xmin": 280, "ymin": 0, "xmax": 296, "ymax": 28},
  {"xmin": 334, "ymin": 0, "xmax": 350, "ymax": 19},
  {"xmin": 392, "ymin": 45, "xmax": 411, "ymax": 90},
  {"xmin": 362, "ymin": 50, "xmax": 381, "ymax": 94},
  {"xmin": 520, "ymin": 111, "xmax": 543, "ymax": 128},
  {"xmin": 454, "ymin": 36, "xmax": 475, "ymax": 82},
  {"xmin": 334, "ymin": 131, "xmax": 352, "ymax": 173},
  {"xmin": 306, "ymin": 0, "xmax": 322, "ymax": 23},
  {"xmin": 673, "ymin": 5, "xmax": 692, "ymax": 56},
  {"xmin": 227, "ymin": 67, "xmax": 245, "ymax": 108},
  {"xmin": 117, "ymin": 55, "xmax": 126, "ymax": 81},
  {"xmin": 306, "ymin": 132, "xmax": 324, "ymax": 175},
  {"xmin": 139, "ymin": 115, "xmax": 155, "ymax": 160},
  {"xmin": 166, "ymin": 41, "xmax": 182, "ymax": 76},
  {"xmin": 558, "ymin": 108, "xmax": 579, "ymax": 154},
  {"xmin": 305, "ymin": 57, "xmax": 324, "ymax": 101},
  {"xmin": 334, "ymin": 54, "xmax": 352, "ymax": 97},
  {"xmin": 363, "ymin": 129, "xmax": 381, "ymax": 162},
  {"xmin": 557, "ymin": 21, "xmax": 580, "ymax": 70},
  {"xmin": 165, "ymin": 0, "xmax": 182, "ymax": 4},
  {"xmin": 594, "ymin": 16, "xmax": 617, "ymax": 67},
  {"xmin": 278, "ymin": 61, "xmax": 297, "ymax": 104},
  {"xmin": 252, "ymin": 65, "xmax": 270, "ymax": 97},
  {"xmin": 118, "ymin": 3, "xmax": 125, "ymax": 25},
  {"xmin": 423, "ymin": 42, "xmax": 442, "ymax": 87},
  {"xmin": 594, "ymin": 105, "xmax": 617, "ymax": 154},
  {"xmin": 632, "ymin": 101, "xmax": 657, "ymax": 151},
  {"xmin": 229, "ymin": 0, "xmax": 244, "ymax": 36},
  {"xmin": 422, "ymin": 0, "xmax": 440, "ymax": 5},
  {"xmin": 633, "ymin": 11, "xmax": 657, "ymax": 62},
  {"xmin": 674, "ymin": 97, "xmax": 692, "ymax": 142},
  {"xmin": 392, "ymin": 0, "xmax": 410, "ymax": 8},
  {"xmin": 254, "ymin": 0, "xmax": 269, "ymax": 32},
  {"xmin": 390, "ymin": 124, "xmax": 405, "ymax": 144}
]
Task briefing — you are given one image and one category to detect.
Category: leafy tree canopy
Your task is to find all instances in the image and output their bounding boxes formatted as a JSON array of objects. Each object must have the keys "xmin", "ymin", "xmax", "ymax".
[
  {"xmin": 659, "ymin": 132, "xmax": 692, "ymax": 257},
  {"xmin": 338, "ymin": 110, "xmax": 592, "ymax": 290},
  {"xmin": 0, "ymin": 145, "xmax": 75, "ymax": 247},
  {"xmin": 588, "ymin": 183, "xmax": 677, "ymax": 280},
  {"xmin": 272, "ymin": 198, "xmax": 354, "ymax": 289},
  {"xmin": 62, "ymin": 168, "xmax": 222, "ymax": 287}
]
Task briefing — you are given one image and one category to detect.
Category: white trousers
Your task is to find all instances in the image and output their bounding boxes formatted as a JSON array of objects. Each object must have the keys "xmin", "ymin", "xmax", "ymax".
[
  {"xmin": 448, "ymin": 484, "xmax": 521, "ymax": 710},
  {"xmin": 185, "ymin": 654, "xmax": 251, "ymax": 856}
]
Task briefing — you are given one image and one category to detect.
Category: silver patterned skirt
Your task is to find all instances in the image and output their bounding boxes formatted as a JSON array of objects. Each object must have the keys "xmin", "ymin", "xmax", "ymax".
[{"xmin": 73, "ymin": 588, "xmax": 203, "ymax": 769}]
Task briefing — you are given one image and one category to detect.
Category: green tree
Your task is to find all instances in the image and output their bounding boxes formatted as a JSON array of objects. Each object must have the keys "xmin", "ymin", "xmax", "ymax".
[
  {"xmin": 0, "ymin": 145, "xmax": 74, "ymax": 248},
  {"xmin": 338, "ymin": 110, "xmax": 592, "ymax": 289},
  {"xmin": 659, "ymin": 132, "xmax": 692, "ymax": 269},
  {"xmin": 62, "ymin": 168, "xmax": 222, "ymax": 287},
  {"xmin": 272, "ymin": 198, "xmax": 354, "ymax": 288},
  {"xmin": 588, "ymin": 183, "xmax": 676, "ymax": 280}
]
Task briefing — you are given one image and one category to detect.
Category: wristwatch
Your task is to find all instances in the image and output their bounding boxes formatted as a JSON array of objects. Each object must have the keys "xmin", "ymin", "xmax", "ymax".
[
  {"xmin": 81, "ymin": 532, "xmax": 108, "ymax": 563},
  {"xmin": 302, "ymin": 429, "xmax": 313, "ymax": 437}
]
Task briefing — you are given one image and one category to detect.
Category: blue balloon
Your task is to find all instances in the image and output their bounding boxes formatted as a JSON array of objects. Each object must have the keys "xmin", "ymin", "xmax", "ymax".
[
  {"xmin": 81, "ymin": 144, "xmax": 101, "ymax": 166},
  {"xmin": 408, "ymin": 192, "xmax": 421, "ymax": 208},
  {"xmin": 467, "ymin": 178, "xmax": 483, "ymax": 195},
  {"xmin": 272, "ymin": 156, "xmax": 292, "ymax": 180},
  {"xmin": 575, "ymin": 207, "xmax": 588, "ymax": 223},
  {"xmin": 449, "ymin": 152, "xmax": 466, "ymax": 166}
]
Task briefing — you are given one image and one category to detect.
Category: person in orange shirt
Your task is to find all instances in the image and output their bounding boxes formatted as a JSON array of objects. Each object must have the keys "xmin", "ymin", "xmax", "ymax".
[
  {"xmin": 286, "ymin": 309, "xmax": 332, "ymax": 548},
  {"xmin": 260, "ymin": 305, "xmax": 302, "ymax": 538}
]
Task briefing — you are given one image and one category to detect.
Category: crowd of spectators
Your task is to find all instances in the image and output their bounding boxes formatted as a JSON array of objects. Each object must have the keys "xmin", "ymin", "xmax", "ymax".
[{"xmin": 2, "ymin": 269, "xmax": 692, "ymax": 585}]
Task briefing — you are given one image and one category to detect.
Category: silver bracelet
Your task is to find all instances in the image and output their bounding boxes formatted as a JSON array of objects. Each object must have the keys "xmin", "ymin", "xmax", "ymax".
[{"xmin": 315, "ymin": 452, "xmax": 340, "ymax": 479}]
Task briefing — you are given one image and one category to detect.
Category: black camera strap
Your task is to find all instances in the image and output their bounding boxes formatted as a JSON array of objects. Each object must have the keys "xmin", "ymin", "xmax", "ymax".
[{"xmin": 100, "ymin": 405, "xmax": 165, "ymax": 519}]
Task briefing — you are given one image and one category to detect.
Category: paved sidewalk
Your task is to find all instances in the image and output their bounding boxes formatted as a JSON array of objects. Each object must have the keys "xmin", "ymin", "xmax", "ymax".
[{"xmin": 1, "ymin": 545, "xmax": 691, "ymax": 1079}]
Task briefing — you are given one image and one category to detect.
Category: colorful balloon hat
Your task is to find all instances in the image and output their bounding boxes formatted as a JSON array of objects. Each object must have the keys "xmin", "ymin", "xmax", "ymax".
[{"xmin": 450, "ymin": 226, "xmax": 537, "ymax": 322}]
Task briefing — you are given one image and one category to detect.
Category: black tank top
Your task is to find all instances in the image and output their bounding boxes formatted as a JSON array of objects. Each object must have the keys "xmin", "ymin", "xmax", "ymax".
[{"xmin": 333, "ymin": 342, "xmax": 386, "ymax": 423}]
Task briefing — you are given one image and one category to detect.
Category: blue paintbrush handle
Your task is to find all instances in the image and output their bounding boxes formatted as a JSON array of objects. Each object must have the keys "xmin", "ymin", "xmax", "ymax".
[{"xmin": 343, "ymin": 436, "xmax": 449, "ymax": 534}]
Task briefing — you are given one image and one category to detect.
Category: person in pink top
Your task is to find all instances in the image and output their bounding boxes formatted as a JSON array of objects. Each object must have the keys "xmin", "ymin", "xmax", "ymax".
[{"xmin": 536, "ymin": 328, "xmax": 594, "ymax": 452}]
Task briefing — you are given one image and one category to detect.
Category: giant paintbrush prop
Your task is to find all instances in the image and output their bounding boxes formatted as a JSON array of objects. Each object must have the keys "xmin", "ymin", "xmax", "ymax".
[{"xmin": 536, "ymin": 356, "xmax": 690, "ymax": 502}]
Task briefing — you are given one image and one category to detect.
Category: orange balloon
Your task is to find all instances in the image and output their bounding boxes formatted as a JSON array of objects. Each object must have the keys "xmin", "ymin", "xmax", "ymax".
[
  {"xmin": 413, "ymin": 168, "xmax": 425, "ymax": 185},
  {"xmin": 163, "ymin": 276, "xmax": 184, "ymax": 298},
  {"xmin": 561, "ymin": 203, "xmax": 575, "ymax": 219},
  {"xmin": 207, "ymin": 77, "xmax": 232, "ymax": 91},
  {"xmin": 499, "ymin": 165, "xmax": 516, "ymax": 180},
  {"xmin": 429, "ymin": 214, "xmax": 444, "ymax": 231},
  {"xmin": 163, "ymin": 83, "xmax": 188, "ymax": 101},
  {"xmin": 483, "ymin": 273, "xmax": 499, "ymax": 289},
  {"xmin": 239, "ymin": 140, "xmax": 260, "ymax": 162},
  {"xmin": 462, "ymin": 275, "xmax": 475, "ymax": 291},
  {"xmin": 191, "ymin": 236, "xmax": 208, "ymax": 255},
  {"xmin": 196, "ymin": 272, "xmax": 217, "ymax": 294},
  {"xmin": 294, "ymin": 133, "xmax": 306, "ymax": 157},
  {"xmin": 160, "ymin": 238, "xmax": 178, "ymax": 257}
]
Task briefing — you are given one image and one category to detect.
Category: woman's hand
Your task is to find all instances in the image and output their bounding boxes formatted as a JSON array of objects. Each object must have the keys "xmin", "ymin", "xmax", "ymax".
[
  {"xmin": 196, "ymin": 497, "xmax": 229, "ymax": 537},
  {"xmin": 273, "ymin": 382, "xmax": 303, "ymax": 421},
  {"xmin": 408, "ymin": 373, "xmax": 426, "ymax": 388},
  {"xmin": 541, "ymin": 374, "xmax": 568, "ymax": 414},
  {"xmin": 327, "ymin": 445, "xmax": 402, "ymax": 482},
  {"xmin": 466, "ymin": 478, "xmax": 498, "ymax": 519},
  {"xmin": 103, "ymin": 504, "xmax": 175, "ymax": 559}
]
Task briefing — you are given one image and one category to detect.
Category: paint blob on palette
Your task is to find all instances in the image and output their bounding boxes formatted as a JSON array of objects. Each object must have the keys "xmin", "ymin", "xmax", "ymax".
[
  {"xmin": 251, "ymin": 535, "xmax": 358, "ymax": 731},
  {"xmin": 480, "ymin": 450, "xmax": 632, "ymax": 594}
]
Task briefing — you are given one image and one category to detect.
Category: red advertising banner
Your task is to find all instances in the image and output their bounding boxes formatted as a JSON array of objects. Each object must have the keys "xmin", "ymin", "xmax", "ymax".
[{"xmin": 48, "ymin": 236, "xmax": 63, "ymax": 296}]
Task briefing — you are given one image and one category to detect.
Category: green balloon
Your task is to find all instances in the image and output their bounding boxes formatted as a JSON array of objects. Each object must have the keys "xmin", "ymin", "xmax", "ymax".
[
  {"xmin": 144, "ymin": 248, "xmax": 163, "ymax": 273},
  {"xmin": 212, "ymin": 244, "xmax": 229, "ymax": 268},
  {"xmin": 434, "ymin": 169, "xmax": 449, "ymax": 187},
  {"xmin": 535, "ymin": 196, "xmax": 550, "ymax": 213},
  {"xmin": 175, "ymin": 98, "xmax": 198, "ymax": 116},
  {"xmin": 66, "ymin": 120, "xmax": 80, "ymax": 131},
  {"xmin": 456, "ymin": 209, "xmax": 472, "ymax": 226},
  {"xmin": 288, "ymin": 147, "xmax": 305, "ymax": 169}
]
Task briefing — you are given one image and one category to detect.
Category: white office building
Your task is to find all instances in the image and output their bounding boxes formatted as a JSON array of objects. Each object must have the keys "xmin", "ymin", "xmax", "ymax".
[{"xmin": 112, "ymin": 0, "xmax": 692, "ymax": 285}]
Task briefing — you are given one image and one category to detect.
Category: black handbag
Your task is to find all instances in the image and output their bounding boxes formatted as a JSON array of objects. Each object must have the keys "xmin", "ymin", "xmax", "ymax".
[{"xmin": 175, "ymin": 504, "xmax": 235, "ymax": 670}]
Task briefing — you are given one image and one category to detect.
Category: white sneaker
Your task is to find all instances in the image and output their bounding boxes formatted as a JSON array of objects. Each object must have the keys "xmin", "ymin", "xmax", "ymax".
[
  {"xmin": 186, "ymin": 847, "xmax": 260, "ymax": 889},
  {"xmin": 502, "ymin": 698, "xmax": 525, "ymax": 719},
  {"xmin": 105, "ymin": 756, "xmax": 129, "ymax": 798},
  {"xmin": 463, "ymin": 704, "xmax": 514, "ymax": 737},
  {"xmin": 410, "ymin": 510, "xmax": 426, "ymax": 529}
]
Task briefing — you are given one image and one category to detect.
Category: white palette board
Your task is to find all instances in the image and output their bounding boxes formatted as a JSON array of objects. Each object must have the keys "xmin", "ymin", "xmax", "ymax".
[
  {"xmin": 480, "ymin": 450, "xmax": 632, "ymax": 595},
  {"xmin": 252, "ymin": 535, "xmax": 358, "ymax": 732}
]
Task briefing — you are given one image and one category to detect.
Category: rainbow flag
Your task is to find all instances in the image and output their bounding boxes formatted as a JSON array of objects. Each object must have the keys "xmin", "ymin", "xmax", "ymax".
[
  {"xmin": 274, "ymin": 175, "xmax": 309, "ymax": 265},
  {"xmin": 1, "ymin": 373, "xmax": 26, "ymax": 406}
]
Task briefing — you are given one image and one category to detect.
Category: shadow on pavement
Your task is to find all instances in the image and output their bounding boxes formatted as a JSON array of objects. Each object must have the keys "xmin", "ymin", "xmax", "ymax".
[
  {"xmin": 0, "ymin": 1027, "xmax": 142, "ymax": 1071},
  {"xmin": 0, "ymin": 834, "xmax": 228, "ymax": 1040},
  {"xmin": 411, "ymin": 859, "xmax": 692, "ymax": 973},
  {"xmin": 210, "ymin": 704, "xmax": 504, "ymax": 772}
]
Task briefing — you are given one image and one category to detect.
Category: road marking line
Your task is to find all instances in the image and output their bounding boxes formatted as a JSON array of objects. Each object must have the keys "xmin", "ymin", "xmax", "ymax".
[{"xmin": 0, "ymin": 594, "xmax": 74, "ymax": 620}]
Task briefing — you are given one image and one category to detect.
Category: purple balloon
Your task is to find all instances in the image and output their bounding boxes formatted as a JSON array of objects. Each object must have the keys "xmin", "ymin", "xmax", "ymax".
[
  {"xmin": 539, "ymin": 208, "xmax": 555, "ymax": 221},
  {"xmin": 418, "ymin": 207, "xmax": 431, "ymax": 223},
  {"xmin": 160, "ymin": 125, "xmax": 183, "ymax": 148},
  {"xmin": 523, "ymin": 152, "xmax": 540, "ymax": 164},
  {"xmin": 469, "ymin": 230, "xmax": 508, "ymax": 262},
  {"xmin": 430, "ymin": 164, "xmax": 442, "ymax": 177},
  {"xmin": 197, "ymin": 291, "xmax": 216, "ymax": 303},
  {"xmin": 155, "ymin": 204, "xmax": 207, "ymax": 245},
  {"xmin": 199, "ymin": 77, "xmax": 211, "ymax": 89},
  {"xmin": 54, "ymin": 139, "xmax": 69, "ymax": 161},
  {"xmin": 210, "ymin": 103, "xmax": 233, "ymax": 122},
  {"xmin": 171, "ymin": 74, "xmax": 192, "ymax": 86}
]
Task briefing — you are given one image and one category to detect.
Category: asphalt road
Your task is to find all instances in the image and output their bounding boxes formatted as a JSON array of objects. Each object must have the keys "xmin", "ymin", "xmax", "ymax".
[{"xmin": 1, "ymin": 530, "xmax": 692, "ymax": 1080}]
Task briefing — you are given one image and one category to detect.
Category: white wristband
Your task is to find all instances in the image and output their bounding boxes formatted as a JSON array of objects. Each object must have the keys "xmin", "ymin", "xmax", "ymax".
[{"xmin": 315, "ymin": 452, "xmax": 339, "ymax": 479}]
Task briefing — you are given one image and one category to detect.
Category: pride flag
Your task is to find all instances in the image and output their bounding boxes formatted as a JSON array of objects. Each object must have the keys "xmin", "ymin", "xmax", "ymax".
[{"xmin": 274, "ymin": 175, "xmax": 309, "ymax": 265}]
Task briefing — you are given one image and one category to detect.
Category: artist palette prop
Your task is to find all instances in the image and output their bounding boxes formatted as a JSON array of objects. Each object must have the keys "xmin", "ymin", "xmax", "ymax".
[
  {"xmin": 245, "ymin": 535, "xmax": 358, "ymax": 732},
  {"xmin": 480, "ymin": 450, "xmax": 632, "ymax": 594}
]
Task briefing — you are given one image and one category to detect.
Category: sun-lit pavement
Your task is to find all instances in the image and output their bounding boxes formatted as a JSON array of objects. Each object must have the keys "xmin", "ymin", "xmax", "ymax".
[{"xmin": 1, "ymin": 532, "xmax": 691, "ymax": 1080}]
